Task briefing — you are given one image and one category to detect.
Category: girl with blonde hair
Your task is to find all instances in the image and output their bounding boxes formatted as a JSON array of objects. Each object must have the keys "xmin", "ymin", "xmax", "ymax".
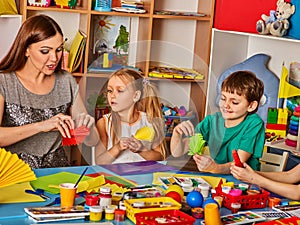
[{"xmin": 95, "ymin": 68, "xmax": 166, "ymax": 164}]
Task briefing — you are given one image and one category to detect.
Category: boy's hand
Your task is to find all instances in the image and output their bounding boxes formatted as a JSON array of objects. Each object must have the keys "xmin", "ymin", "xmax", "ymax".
[{"xmin": 173, "ymin": 120, "xmax": 194, "ymax": 137}]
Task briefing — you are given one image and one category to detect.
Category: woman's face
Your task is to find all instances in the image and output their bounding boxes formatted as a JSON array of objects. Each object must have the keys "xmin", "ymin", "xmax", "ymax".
[
  {"xmin": 106, "ymin": 76, "xmax": 137, "ymax": 113},
  {"xmin": 25, "ymin": 33, "xmax": 63, "ymax": 75}
]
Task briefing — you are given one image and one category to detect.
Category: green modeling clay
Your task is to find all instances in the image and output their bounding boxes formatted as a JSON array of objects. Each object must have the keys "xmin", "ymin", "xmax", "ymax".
[{"xmin": 188, "ymin": 133, "xmax": 206, "ymax": 156}]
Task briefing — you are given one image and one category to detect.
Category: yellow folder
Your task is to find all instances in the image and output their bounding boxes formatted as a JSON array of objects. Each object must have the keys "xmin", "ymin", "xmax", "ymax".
[{"xmin": 68, "ymin": 30, "xmax": 86, "ymax": 73}]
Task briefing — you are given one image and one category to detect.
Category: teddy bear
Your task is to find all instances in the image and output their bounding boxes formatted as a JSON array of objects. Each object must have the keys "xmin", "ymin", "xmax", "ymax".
[{"xmin": 256, "ymin": 0, "xmax": 295, "ymax": 37}]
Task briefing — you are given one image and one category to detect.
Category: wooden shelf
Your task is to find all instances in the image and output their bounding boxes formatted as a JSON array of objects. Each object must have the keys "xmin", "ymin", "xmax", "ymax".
[{"xmin": 18, "ymin": 0, "xmax": 215, "ymax": 165}]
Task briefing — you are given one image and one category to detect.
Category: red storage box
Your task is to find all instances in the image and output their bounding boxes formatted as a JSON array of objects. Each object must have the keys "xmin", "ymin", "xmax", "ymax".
[
  {"xmin": 212, "ymin": 189, "xmax": 270, "ymax": 210},
  {"xmin": 135, "ymin": 210, "xmax": 195, "ymax": 225},
  {"xmin": 214, "ymin": 0, "xmax": 278, "ymax": 33}
]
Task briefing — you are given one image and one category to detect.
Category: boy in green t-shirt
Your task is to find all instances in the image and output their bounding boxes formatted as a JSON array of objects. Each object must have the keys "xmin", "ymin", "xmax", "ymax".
[{"xmin": 170, "ymin": 71, "xmax": 265, "ymax": 174}]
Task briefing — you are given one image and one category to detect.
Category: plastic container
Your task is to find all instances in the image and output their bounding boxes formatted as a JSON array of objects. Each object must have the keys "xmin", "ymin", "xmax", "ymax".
[
  {"xmin": 124, "ymin": 197, "xmax": 181, "ymax": 224},
  {"xmin": 135, "ymin": 209, "xmax": 195, "ymax": 225},
  {"xmin": 212, "ymin": 188, "xmax": 269, "ymax": 210},
  {"xmin": 231, "ymin": 202, "xmax": 241, "ymax": 213},
  {"xmin": 114, "ymin": 209, "xmax": 126, "ymax": 222},
  {"xmin": 99, "ymin": 186, "xmax": 112, "ymax": 208},
  {"xmin": 105, "ymin": 206, "xmax": 115, "ymax": 220},
  {"xmin": 89, "ymin": 206, "xmax": 103, "ymax": 221},
  {"xmin": 94, "ymin": 0, "xmax": 112, "ymax": 11}
]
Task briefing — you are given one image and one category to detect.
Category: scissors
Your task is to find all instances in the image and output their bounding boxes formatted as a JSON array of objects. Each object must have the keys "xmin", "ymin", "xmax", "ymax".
[{"xmin": 25, "ymin": 189, "xmax": 50, "ymax": 200}]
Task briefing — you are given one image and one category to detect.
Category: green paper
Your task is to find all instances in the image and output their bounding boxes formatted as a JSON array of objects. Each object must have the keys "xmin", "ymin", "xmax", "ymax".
[
  {"xmin": 30, "ymin": 172, "xmax": 91, "ymax": 194},
  {"xmin": 188, "ymin": 133, "xmax": 206, "ymax": 156}
]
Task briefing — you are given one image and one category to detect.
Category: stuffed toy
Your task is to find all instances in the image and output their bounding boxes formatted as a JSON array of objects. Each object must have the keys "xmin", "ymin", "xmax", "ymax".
[{"xmin": 256, "ymin": 0, "xmax": 295, "ymax": 37}]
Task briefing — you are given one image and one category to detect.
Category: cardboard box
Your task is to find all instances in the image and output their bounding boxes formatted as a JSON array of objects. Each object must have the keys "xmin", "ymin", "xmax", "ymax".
[{"xmin": 214, "ymin": 0, "xmax": 278, "ymax": 33}]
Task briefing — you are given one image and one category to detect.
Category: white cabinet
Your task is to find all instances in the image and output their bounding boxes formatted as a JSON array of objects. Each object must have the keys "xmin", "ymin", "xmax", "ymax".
[
  {"xmin": 0, "ymin": 15, "xmax": 22, "ymax": 60},
  {"xmin": 206, "ymin": 28, "xmax": 300, "ymax": 116}
]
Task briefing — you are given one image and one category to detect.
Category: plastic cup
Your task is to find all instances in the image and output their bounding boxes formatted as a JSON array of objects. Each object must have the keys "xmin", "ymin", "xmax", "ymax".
[
  {"xmin": 59, "ymin": 183, "xmax": 77, "ymax": 208},
  {"xmin": 204, "ymin": 203, "xmax": 222, "ymax": 225}
]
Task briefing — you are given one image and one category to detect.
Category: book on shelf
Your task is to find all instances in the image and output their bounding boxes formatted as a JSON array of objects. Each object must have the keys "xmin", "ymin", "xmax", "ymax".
[{"xmin": 68, "ymin": 30, "xmax": 86, "ymax": 73}]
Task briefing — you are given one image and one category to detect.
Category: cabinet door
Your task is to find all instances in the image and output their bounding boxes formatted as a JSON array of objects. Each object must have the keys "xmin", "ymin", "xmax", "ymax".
[{"xmin": 0, "ymin": 15, "xmax": 22, "ymax": 60}]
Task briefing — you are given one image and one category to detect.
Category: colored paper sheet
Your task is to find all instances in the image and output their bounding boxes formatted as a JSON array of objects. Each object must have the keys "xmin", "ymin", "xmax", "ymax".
[
  {"xmin": 86, "ymin": 172, "xmax": 137, "ymax": 188},
  {"xmin": 30, "ymin": 172, "xmax": 105, "ymax": 194},
  {"xmin": 0, "ymin": 182, "xmax": 44, "ymax": 203},
  {"xmin": 152, "ymin": 172, "xmax": 225, "ymax": 188},
  {"xmin": 100, "ymin": 160, "xmax": 178, "ymax": 176}
]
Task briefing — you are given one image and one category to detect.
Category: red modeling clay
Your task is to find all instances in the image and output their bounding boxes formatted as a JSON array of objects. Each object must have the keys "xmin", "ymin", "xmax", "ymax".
[{"xmin": 232, "ymin": 149, "xmax": 244, "ymax": 168}]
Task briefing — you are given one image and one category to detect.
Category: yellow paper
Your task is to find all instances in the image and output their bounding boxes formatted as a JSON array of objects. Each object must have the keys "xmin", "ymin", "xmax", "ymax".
[
  {"xmin": 0, "ymin": 148, "xmax": 36, "ymax": 188},
  {"xmin": 278, "ymin": 64, "xmax": 300, "ymax": 98},
  {"xmin": 152, "ymin": 172, "xmax": 225, "ymax": 188},
  {"xmin": 0, "ymin": 182, "xmax": 44, "ymax": 203}
]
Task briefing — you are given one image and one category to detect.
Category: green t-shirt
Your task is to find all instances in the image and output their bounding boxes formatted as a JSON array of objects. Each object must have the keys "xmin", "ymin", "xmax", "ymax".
[{"xmin": 195, "ymin": 112, "xmax": 265, "ymax": 170}]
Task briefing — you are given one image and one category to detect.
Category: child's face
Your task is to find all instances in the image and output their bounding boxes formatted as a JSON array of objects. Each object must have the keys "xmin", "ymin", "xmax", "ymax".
[
  {"xmin": 219, "ymin": 90, "xmax": 254, "ymax": 126},
  {"xmin": 106, "ymin": 76, "xmax": 137, "ymax": 113}
]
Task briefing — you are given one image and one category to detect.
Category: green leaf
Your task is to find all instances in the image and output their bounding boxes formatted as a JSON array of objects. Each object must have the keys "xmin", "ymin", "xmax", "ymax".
[{"xmin": 188, "ymin": 133, "xmax": 206, "ymax": 156}]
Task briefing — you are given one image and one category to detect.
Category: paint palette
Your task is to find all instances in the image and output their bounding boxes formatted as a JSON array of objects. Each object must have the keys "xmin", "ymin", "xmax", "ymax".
[
  {"xmin": 201, "ymin": 211, "xmax": 265, "ymax": 225},
  {"xmin": 159, "ymin": 176, "xmax": 211, "ymax": 189}
]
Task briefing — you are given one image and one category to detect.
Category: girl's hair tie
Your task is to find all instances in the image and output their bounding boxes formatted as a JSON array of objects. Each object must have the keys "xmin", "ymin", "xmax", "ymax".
[{"xmin": 142, "ymin": 78, "xmax": 150, "ymax": 85}]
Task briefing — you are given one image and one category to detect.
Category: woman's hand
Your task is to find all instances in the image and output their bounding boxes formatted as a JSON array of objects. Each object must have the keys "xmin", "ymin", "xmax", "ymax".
[
  {"xmin": 75, "ymin": 113, "xmax": 95, "ymax": 128},
  {"xmin": 173, "ymin": 120, "xmax": 194, "ymax": 137},
  {"xmin": 193, "ymin": 154, "xmax": 217, "ymax": 173},
  {"xmin": 230, "ymin": 162, "xmax": 256, "ymax": 183},
  {"xmin": 41, "ymin": 113, "xmax": 74, "ymax": 138}
]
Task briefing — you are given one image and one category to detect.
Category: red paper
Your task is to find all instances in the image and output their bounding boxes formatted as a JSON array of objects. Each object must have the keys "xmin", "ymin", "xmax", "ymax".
[{"xmin": 62, "ymin": 125, "xmax": 90, "ymax": 146}]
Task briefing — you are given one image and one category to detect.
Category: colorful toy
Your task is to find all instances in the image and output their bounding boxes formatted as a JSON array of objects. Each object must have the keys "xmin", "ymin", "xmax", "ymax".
[
  {"xmin": 256, "ymin": 0, "xmax": 295, "ymax": 37},
  {"xmin": 165, "ymin": 184, "xmax": 184, "ymax": 198},
  {"xmin": 165, "ymin": 191, "xmax": 182, "ymax": 203},
  {"xmin": 186, "ymin": 191, "xmax": 204, "ymax": 208},
  {"xmin": 28, "ymin": 0, "xmax": 51, "ymax": 7},
  {"xmin": 54, "ymin": 0, "xmax": 77, "ymax": 9}
]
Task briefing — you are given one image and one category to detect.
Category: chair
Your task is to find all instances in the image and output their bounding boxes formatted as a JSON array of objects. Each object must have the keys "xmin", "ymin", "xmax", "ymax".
[
  {"xmin": 259, "ymin": 151, "xmax": 289, "ymax": 172},
  {"xmin": 91, "ymin": 146, "xmax": 96, "ymax": 165}
]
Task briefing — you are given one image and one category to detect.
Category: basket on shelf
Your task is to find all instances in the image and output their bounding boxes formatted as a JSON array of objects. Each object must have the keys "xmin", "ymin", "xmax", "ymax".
[
  {"xmin": 94, "ymin": 0, "xmax": 112, "ymax": 11},
  {"xmin": 124, "ymin": 197, "xmax": 181, "ymax": 224},
  {"xmin": 135, "ymin": 209, "xmax": 195, "ymax": 225}
]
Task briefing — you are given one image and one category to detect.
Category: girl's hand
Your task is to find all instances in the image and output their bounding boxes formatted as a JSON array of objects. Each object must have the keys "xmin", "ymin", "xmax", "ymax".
[
  {"xmin": 75, "ymin": 113, "xmax": 95, "ymax": 128},
  {"xmin": 117, "ymin": 137, "xmax": 130, "ymax": 151},
  {"xmin": 128, "ymin": 137, "xmax": 143, "ymax": 153},
  {"xmin": 41, "ymin": 113, "xmax": 74, "ymax": 138},
  {"xmin": 193, "ymin": 154, "xmax": 216, "ymax": 172},
  {"xmin": 173, "ymin": 120, "xmax": 194, "ymax": 137}
]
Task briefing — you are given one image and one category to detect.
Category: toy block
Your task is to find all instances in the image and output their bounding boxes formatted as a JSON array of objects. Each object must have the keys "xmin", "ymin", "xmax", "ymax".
[
  {"xmin": 266, "ymin": 123, "xmax": 287, "ymax": 130},
  {"xmin": 267, "ymin": 108, "xmax": 278, "ymax": 124},
  {"xmin": 265, "ymin": 128, "xmax": 286, "ymax": 137},
  {"xmin": 277, "ymin": 108, "xmax": 289, "ymax": 124}
]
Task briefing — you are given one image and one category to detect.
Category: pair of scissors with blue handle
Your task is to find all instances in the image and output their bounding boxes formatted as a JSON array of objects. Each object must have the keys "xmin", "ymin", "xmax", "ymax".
[{"xmin": 25, "ymin": 189, "xmax": 50, "ymax": 200}]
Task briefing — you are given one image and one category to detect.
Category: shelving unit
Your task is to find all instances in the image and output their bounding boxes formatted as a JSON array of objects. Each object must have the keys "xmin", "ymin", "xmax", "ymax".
[
  {"xmin": 206, "ymin": 29, "xmax": 300, "ymax": 171},
  {"xmin": 207, "ymin": 28, "xmax": 300, "ymax": 116},
  {"xmin": 17, "ymin": 0, "xmax": 215, "ymax": 166}
]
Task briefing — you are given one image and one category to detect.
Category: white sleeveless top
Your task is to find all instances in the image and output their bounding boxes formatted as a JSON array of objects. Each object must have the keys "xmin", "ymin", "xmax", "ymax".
[{"xmin": 103, "ymin": 111, "xmax": 153, "ymax": 163}]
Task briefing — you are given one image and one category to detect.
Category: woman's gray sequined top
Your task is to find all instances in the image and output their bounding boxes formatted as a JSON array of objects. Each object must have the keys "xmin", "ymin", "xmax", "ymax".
[{"xmin": 0, "ymin": 71, "xmax": 78, "ymax": 156}]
